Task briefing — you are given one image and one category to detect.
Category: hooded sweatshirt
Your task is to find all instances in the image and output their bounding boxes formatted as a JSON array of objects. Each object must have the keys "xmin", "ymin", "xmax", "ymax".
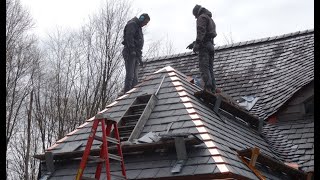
[
  {"xmin": 196, "ymin": 8, "xmax": 217, "ymax": 44},
  {"xmin": 122, "ymin": 17, "xmax": 144, "ymax": 56}
]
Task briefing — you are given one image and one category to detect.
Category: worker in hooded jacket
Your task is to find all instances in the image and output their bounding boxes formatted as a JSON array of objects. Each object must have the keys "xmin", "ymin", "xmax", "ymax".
[
  {"xmin": 120, "ymin": 13, "xmax": 150, "ymax": 96},
  {"xmin": 187, "ymin": 5, "xmax": 219, "ymax": 93}
]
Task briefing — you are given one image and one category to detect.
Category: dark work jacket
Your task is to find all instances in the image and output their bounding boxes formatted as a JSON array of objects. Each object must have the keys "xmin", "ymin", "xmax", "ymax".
[
  {"xmin": 122, "ymin": 17, "xmax": 144, "ymax": 57},
  {"xmin": 196, "ymin": 8, "xmax": 217, "ymax": 44}
]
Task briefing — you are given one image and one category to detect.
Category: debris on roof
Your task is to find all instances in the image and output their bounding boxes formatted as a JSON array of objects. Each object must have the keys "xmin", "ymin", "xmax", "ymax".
[
  {"xmin": 136, "ymin": 131, "xmax": 160, "ymax": 143},
  {"xmin": 238, "ymin": 95, "xmax": 260, "ymax": 110}
]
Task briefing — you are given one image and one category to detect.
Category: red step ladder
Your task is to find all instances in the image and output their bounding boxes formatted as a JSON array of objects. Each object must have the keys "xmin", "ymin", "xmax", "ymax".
[{"xmin": 76, "ymin": 113, "xmax": 127, "ymax": 180}]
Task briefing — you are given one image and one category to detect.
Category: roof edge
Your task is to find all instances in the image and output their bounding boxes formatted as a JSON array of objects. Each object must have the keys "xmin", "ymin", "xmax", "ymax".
[{"xmin": 145, "ymin": 28, "xmax": 314, "ymax": 63}]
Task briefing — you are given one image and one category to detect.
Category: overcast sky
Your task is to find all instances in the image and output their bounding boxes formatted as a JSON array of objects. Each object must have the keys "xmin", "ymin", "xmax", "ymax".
[{"xmin": 20, "ymin": 0, "xmax": 314, "ymax": 54}]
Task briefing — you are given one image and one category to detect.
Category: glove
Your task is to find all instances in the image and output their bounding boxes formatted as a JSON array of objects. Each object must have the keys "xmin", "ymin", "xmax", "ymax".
[
  {"xmin": 130, "ymin": 51, "xmax": 137, "ymax": 57},
  {"xmin": 186, "ymin": 42, "xmax": 194, "ymax": 49},
  {"xmin": 193, "ymin": 42, "xmax": 199, "ymax": 53},
  {"xmin": 137, "ymin": 56, "xmax": 143, "ymax": 66},
  {"xmin": 139, "ymin": 61, "xmax": 144, "ymax": 67}
]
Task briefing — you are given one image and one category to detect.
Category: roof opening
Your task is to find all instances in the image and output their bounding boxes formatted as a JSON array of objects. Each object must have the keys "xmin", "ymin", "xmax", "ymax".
[
  {"xmin": 194, "ymin": 90, "xmax": 262, "ymax": 131},
  {"xmin": 116, "ymin": 93, "xmax": 156, "ymax": 142}
]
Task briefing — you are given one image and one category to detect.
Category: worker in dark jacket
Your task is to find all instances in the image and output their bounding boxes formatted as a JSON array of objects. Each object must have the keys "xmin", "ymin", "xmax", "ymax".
[
  {"xmin": 187, "ymin": 5, "xmax": 219, "ymax": 93},
  {"xmin": 121, "ymin": 13, "xmax": 150, "ymax": 95}
]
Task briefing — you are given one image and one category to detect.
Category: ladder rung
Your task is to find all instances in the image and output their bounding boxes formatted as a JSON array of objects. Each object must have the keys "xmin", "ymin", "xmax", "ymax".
[
  {"xmin": 111, "ymin": 173, "xmax": 126, "ymax": 180},
  {"xmin": 94, "ymin": 136, "xmax": 119, "ymax": 144},
  {"xmin": 120, "ymin": 137, "xmax": 129, "ymax": 141},
  {"xmin": 119, "ymin": 128, "xmax": 134, "ymax": 133},
  {"xmin": 87, "ymin": 156, "xmax": 105, "ymax": 163},
  {"xmin": 119, "ymin": 132, "xmax": 132, "ymax": 137},
  {"xmin": 122, "ymin": 114, "xmax": 141, "ymax": 120},
  {"xmin": 124, "ymin": 119, "xmax": 139, "ymax": 123},
  {"xmin": 118, "ymin": 125, "xmax": 136, "ymax": 130},
  {"xmin": 82, "ymin": 176, "xmax": 97, "ymax": 180},
  {"xmin": 107, "ymin": 137, "xmax": 120, "ymax": 144},
  {"xmin": 119, "ymin": 131, "xmax": 132, "ymax": 136},
  {"xmin": 94, "ymin": 136, "xmax": 103, "ymax": 142},
  {"xmin": 130, "ymin": 103, "xmax": 147, "ymax": 109},
  {"xmin": 132, "ymin": 110, "xmax": 144, "ymax": 114},
  {"xmin": 124, "ymin": 121, "xmax": 138, "ymax": 126},
  {"xmin": 109, "ymin": 153, "xmax": 122, "ymax": 161}
]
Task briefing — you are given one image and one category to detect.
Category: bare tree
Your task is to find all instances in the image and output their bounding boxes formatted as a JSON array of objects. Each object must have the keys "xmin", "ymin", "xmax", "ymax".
[
  {"xmin": 143, "ymin": 34, "xmax": 176, "ymax": 59},
  {"xmin": 6, "ymin": 41, "xmax": 41, "ymax": 180},
  {"xmin": 34, "ymin": 0, "xmax": 133, "ymax": 142},
  {"xmin": 6, "ymin": 0, "xmax": 35, "ymax": 152},
  {"xmin": 6, "ymin": 0, "xmax": 33, "ymax": 58},
  {"xmin": 78, "ymin": 0, "xmax": 132, "ymax": 117},
  {"xmin": 6, "ymin": 0, "xmax": 44, "ymax": 179},
  {"xmin": 222, "ymin": 31, "xmax": 235, "ymax": 45},
  {"xmin": 6, "ymin": 0, "xmax": 138, "ymax": 179},
  {"xmin": 24, "ymin": 90, "xmax": 33, "ymax": 180}
]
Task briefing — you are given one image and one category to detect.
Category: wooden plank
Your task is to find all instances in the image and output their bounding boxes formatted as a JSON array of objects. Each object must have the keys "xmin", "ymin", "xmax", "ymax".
[
  {"xmin": 34, "ymin": 137, "xmax": 201, "ymax": 161},
  {"xmin": 194, "ymin": 90, "xmax": 260, "ymax": 129},
  {"xmin": 237, "ymin": 148, "xmax": 307, "ymax": 179}
]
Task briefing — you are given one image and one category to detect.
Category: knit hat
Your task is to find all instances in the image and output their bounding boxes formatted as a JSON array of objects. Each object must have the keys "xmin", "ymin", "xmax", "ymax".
[{"xmin": 192, "ymin": 4, "xmax": 202, "ymax": 17}]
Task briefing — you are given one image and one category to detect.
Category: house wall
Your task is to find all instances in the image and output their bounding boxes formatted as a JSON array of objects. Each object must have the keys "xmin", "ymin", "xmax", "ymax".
[{"xmin": 275, "ymin": 81, "xmax": 314, "ymax": 122}]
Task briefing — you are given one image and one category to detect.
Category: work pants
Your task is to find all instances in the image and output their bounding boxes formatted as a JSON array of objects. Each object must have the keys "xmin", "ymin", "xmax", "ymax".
[
  {"xmin": 122, "ymin": 47, "xmax": 139, "ymax": 92},
  {"xmin": 198, "ymin": 46, "xmax": 216, "ymax": 92}
]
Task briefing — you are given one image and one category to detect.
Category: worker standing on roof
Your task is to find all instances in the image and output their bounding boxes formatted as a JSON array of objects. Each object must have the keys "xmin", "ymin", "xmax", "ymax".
[
  {"xmin": 187, "ymin": 5, "xmax": 220, "ymax": 94},
  {"xmin": 120, "ymin": 13, "xmax": 150, "ymax": 96}
]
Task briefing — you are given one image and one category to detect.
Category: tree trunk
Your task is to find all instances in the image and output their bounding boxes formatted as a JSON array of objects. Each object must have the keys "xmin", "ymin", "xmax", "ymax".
[{"xmin": 24, "ymin": 90, "xmax": 33, "ymax": 180}]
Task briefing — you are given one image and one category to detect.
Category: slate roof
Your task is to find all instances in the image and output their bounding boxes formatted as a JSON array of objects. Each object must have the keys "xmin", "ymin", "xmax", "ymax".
[
  {"xmin": 39, "ymin": 66, "xmax": 293, "ymax": 180},
  {"xmin": 37, "ymin": 29, "xmax": 314, "ymax": 179},
  {"xmin": 262, "ymin": 118, "xmax": 314, "ymax": 172},
  {"xmin": 139, "ymin": 29, "xmax": 314, "ymax": 120}
]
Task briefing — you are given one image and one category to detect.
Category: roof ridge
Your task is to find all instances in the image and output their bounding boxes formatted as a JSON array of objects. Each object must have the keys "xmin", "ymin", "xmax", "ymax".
[
  {"xmin": 145, "ymin": 28, "xmax": 314, "ymax": 63},
  {"xmin": 144, "ymin": 51, "xmax": 194, "ymax": 63},
  {"xmin": 216, "ymin": 28, "xmax": 314, "ymax": 50}
]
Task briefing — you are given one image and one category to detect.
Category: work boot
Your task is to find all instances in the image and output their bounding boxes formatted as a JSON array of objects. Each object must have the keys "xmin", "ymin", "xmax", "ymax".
[{"xmin": 203, "ymin": 86, "xmax": 214, "ymax": 94}]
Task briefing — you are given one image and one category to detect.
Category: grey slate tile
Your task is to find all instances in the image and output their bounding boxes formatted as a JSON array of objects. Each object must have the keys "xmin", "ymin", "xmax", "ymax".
[
  {"xmin": 298, "ymin": 143, "xmax": 313, "ymax": 149},
  {"xmin": 186, "ymin": 156, "xmax": 210, "ymax": 166},
  {"xmin": 126, "ymin": 169, "xmax": 142, "ymax": 179},
  {"xmin": 230, "ymin": 165, "xmax": 259, "ymax": 180},
  {"xmin": 194, "ymin": 164, "xmax": 217, "ymax": 174},
  {"xmin": 302, "ymin": 133, "xmax": 314, "ymax": 138},
  {"xmin": 154, "ymin": 167, "xmax": 172, "ymax": 178},
  {"xmin": 137, "ymin": 168, "xmax": 160, "ymax": 179}
]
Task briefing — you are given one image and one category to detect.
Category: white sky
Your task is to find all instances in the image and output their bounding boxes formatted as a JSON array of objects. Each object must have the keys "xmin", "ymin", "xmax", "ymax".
[{"xmin": 20, "ymin": 0, "xmax": 314, "ymax": 54}]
